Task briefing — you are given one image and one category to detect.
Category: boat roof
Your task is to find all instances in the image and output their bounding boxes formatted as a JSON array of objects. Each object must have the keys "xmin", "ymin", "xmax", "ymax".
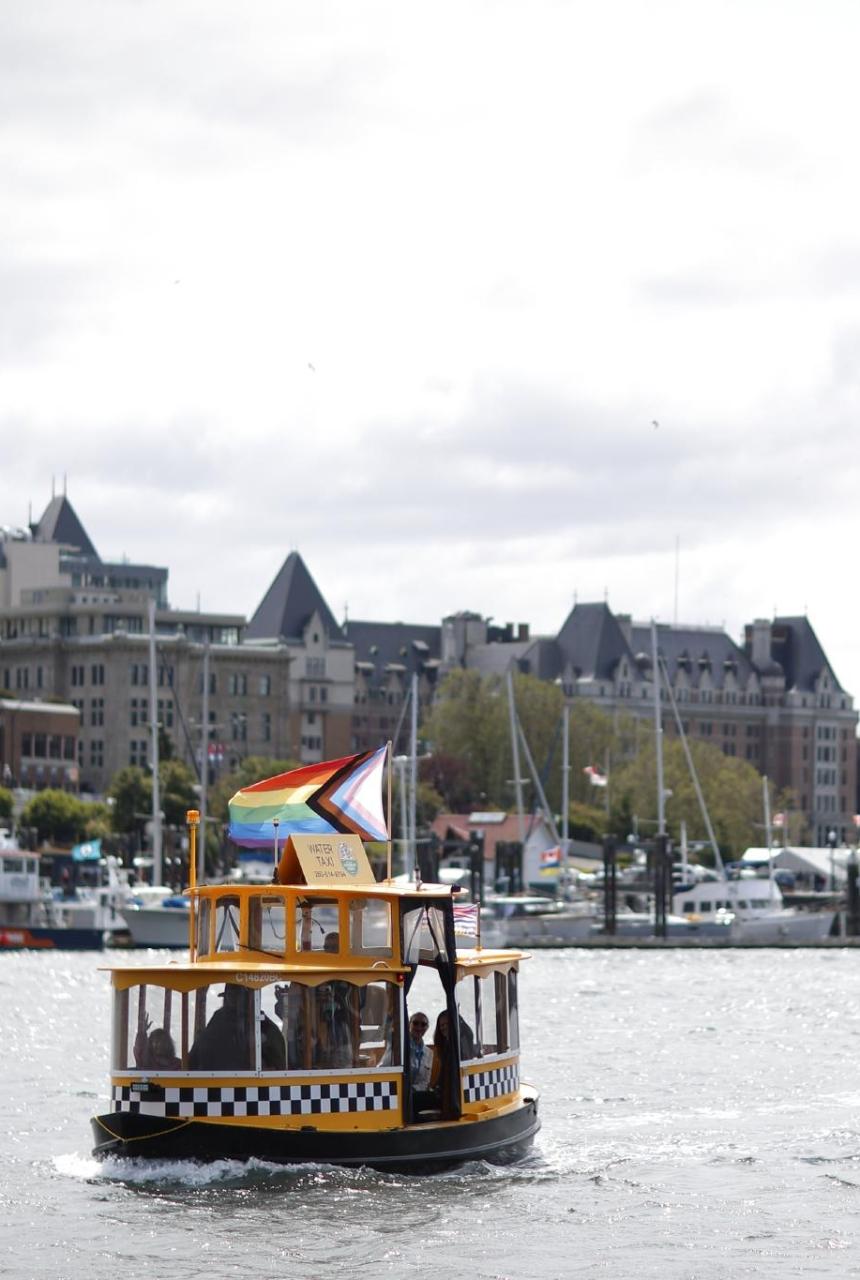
[{"xmin": 102, "ymin": 944, "xmax": 525, "ymax": 988}]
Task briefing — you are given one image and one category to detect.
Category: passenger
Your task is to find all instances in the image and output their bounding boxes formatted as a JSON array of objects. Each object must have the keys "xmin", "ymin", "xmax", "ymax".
[
  {"xmin": 276, "ymin": 981, "xmax": 307, "ymax": 1068},
  {"xmin": 133, "ymin": 1015, "xmax": 181, "ymax": 1070},
  {"xmin": 188, "ymin": 983, "xmax": 285, "ymax": 1071},
  {"xmin": 189, "ymin": 983, "xmax": 252, "ymax": 1070},
  {"xmin": 323, "ymin": 931, "xmax": 340, "ymax": 953},
  {"xmin": 380, "ymin": 1009, "xmax": 431, "ymax": 1085},
  {"xmin": 146, "ymin": 1027, "xmax": 181, "ymax": 1071},
  {"xmin": 313, "ymin": 981, "xmax": 353, "ymax": 1068},
  {"xmin": 428, "ymin": 1009, "xmax": 473, "ymax": 1116},
  {"xmin": 407, "ymin": 1011, "xmax": 432, "ymax": 1089}
]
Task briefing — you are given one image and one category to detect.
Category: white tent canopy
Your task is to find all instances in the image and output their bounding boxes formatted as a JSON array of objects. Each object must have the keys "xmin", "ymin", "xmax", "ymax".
[{"xmin": 741, "ymin": 846, "xmax": 852, "ymax": 886}]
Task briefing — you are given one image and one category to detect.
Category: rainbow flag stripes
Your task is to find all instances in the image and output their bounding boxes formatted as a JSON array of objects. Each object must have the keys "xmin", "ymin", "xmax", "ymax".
[{"xmin": 228, "ymin": 746, "xmax": 389, "ymax": 848}]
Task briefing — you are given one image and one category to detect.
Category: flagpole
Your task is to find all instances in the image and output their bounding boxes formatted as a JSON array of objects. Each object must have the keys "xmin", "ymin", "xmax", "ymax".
[
  {"xmin": 386, "ymin": 740, "xmax": 393, "ymax": 882},
  {"xmin": 186, "ymin": 809, "xmax": 199, "ymax": 958},
  {"xmin": 272, "ymin": 817, "xmax": 280, "ymax": 881}
]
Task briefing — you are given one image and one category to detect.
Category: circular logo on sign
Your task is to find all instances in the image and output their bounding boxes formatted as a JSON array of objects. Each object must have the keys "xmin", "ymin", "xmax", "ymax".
[{"xmin": 339, "ymin": 841, "xmax": 359, "ymax": 876}]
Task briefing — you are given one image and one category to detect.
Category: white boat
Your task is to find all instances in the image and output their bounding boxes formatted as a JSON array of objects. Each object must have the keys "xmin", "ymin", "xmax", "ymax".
[
  {"xmin": 120, "ymin": 893, "xmax": 190, "ymax": 948},
  {"xmin": 672, "ymin": 875, "xmax": 835, "ymax": 943},
  {"xmin": 480, "ymin": 895, "xmax": 596, "ymax": 947}
]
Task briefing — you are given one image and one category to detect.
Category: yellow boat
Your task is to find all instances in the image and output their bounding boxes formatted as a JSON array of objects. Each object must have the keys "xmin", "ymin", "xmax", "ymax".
[{"xmin": 91, "ymin": 807, "xmax": 540, "ymax": 1171}]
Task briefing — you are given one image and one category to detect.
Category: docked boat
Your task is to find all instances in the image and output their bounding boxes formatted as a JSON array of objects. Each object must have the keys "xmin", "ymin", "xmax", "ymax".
[
  {"xmin": 91, "ymin": 749, "xmax": 540, "ymax": 1170},
  {"xmin": 481, "ymin": 894, "xmax": 596, "ymax": 947},
  {"xmin": 119, "ymin": 893, "xmax": 189, "ymax": 949},
  {"xmin": 0, "ymin": 843, "xmax": 104, "ymax": 950},
  {"xmin": 672, "ymin": 875, "xmax": 835, "ymax": 943}
]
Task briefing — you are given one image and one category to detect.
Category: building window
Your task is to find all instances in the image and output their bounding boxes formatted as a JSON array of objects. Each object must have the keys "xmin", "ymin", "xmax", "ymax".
[
  {"xmin": 262, "ymin": 712, "xmax": 271, "ymax": 742},
  {"xmin": 230, "ymin": 712, "xmax": 247, "ymax": 742},
  {"xmin": 90, "ymin": 740, "xmax": 104, "ymax": 768},
  {"xmin": 91, "ymin": 698, "xmax": 105, "ymax": 727},
  {"xmin": 130, "ymin": 739, "xmax": 148, "ymax": 767},
  {"xmin": 306, "ymin": 657, "xmax": 325, "ymax": 678},
  {"xmin": 158, "ymin": 698, "xmax": 174, "ymax": 729},
  {"xmin": 228, "ymin": 673, "xmax": 248, "ymax": 697},
  {"xmin": 130, "ymin": 697, "xmax": 148, "ymax": 727},
  {"xmin": 258, "ymin": 675, "xmax": 271, "ymax": 697},
  {"xmin": 91, "ymin": 664, "xmax": 105, "ymax": 686}
]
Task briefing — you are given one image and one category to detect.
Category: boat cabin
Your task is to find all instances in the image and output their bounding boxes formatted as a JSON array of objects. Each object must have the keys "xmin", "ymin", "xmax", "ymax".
[{"xmin": 106, "ymin": 879, "xmax": 524, "ymax": 1131}]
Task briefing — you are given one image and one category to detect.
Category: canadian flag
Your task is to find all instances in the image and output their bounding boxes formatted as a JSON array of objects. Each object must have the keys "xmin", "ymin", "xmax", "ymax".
[
  {"xmin": 772, "ymin": 812, "xmax": 785, "ymax": 827},
  {"xmin": 583, "ymin": 765, "xmax": 608, "ymax": 788}
]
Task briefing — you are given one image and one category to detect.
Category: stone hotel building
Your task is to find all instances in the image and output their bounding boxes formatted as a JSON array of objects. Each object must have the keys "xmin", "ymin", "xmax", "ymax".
[{"xmin": 0, "ymin": 493, "xmax": 855, "ymax": 846}]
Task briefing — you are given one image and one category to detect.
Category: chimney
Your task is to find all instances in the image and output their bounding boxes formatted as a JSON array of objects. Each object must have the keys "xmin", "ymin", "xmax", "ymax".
[{"xmin": 750, "ymin": 618, "xmax": 772, "ymax": 668}]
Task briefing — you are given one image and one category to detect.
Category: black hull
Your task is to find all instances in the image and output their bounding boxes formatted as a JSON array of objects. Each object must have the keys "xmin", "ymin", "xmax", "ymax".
[
  {"xmin": 0, "ymin": 925, "xmax": 104, "ymax": 951},
  {"xmin": 91, "ymin": 1095, "xmax": 540, "ymax": 1172}
]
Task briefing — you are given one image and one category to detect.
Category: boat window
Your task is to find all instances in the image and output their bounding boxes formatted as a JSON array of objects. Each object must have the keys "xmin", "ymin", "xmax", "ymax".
[
  {"xmin": 738, "ymin": 900, "xmax": 749, "ymax": 910},
  {"xmin": 248, "ymin": 894, "xmax": 288, "ymax": 954},
  {"xmin": 270, "ymin": 978, "xmax": 366, "ymax": 1071},
  {"xmin": 683, "ymin": 901, "xmax": 695, "ymax": 913},
  {"xmin": 458, "ymin": 978, "xmax": 480, "ymax": 1056},
  {"xmin": 196, "ymin": 898, "xmax": 211, "ymax": 953},
  {"xmin": 508, "ymin": 969, "xmax": 519, "ymax": 1050},
  {"xmin": 401, "ymin": 904, "xmax": 448, "ymax": 965},
  {"xmin": 213, "ymin": 896, "xmax": 241, "ymax": 952},
  {"xmin": 348, "ymin": 897, "xmax": 393, "ymax": 957},
  {"xmin": 114, "ymin": 983, "xmax": 187, "ymax": 1072},
  {"xmin": 187, "ymin": 983, "xmax": 268, "ymax": 1072},
  {"xmin": 699, "ymin": 901, "xmax": 712, "ymax": 912},
  {"xmin": 751, "ymin": 899, "xmax": 768, "ymax": 909},
  {"xmin": 358, "ymin": 980, "xmax": 397, "ymax": 1067},
  {"xmin": 479, "ymin": 973, "xmax": 498, "ymax": 1057},
  {"xmin": 295, "ymin": 897, "xmax": 340, "ymax": 953}
]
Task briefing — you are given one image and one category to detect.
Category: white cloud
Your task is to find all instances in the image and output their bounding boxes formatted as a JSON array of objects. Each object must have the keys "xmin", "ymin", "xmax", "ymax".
[{"xmin": 2, "ymin": 0, "xmax": 860, "ymax": 700}]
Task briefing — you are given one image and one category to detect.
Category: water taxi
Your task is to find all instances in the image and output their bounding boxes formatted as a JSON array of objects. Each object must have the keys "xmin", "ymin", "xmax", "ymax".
[{"xmin": 91, "ymin": 751, "xmax": 540, "ymax": 1170}]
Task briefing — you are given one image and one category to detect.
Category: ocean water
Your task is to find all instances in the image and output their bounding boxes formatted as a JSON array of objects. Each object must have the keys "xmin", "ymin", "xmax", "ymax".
[{"xmin": 2, "ymin": 947, "xmax": 860, "ymax": 1280}]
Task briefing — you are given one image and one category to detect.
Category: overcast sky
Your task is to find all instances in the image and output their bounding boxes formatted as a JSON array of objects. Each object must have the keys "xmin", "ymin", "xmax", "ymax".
[{"xmin": 4, "ymin": 2, "xmax": 860, "ymax": 696}]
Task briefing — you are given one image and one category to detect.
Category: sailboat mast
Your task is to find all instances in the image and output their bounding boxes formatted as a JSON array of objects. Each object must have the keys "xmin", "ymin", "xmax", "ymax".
[
  {"xmin": 147, "ymin": 597, "xmax": 162, "ymax": 886},
  {"xmin": 650, "ymin": 620, "xmax": 666, "ymax": 837},
  {"xmin": 506, "ymin": 668, "xmax": 526, "ymax": 848}
]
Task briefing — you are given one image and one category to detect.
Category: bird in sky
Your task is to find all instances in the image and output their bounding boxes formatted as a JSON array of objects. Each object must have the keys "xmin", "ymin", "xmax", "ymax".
[
  {"xmin": 308, "ymin": 362, "xmax": 316, "ymax": 372},
  {"xmin": 652, "ymin": 419, "xmax": 659, "ymax": 429}
]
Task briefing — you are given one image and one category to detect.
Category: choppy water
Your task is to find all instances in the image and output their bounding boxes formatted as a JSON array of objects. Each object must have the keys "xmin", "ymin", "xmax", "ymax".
[{"xmin": 2, "ymin": 947, "xmax": 860, "ymax": 1279}]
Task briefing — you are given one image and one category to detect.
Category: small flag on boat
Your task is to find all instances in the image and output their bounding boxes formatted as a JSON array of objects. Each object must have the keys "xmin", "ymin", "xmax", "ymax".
[
  {"xmin": 583, "ymin": 765, "xmax": 607, "ymax": 787},
  {"xmin": 71, "ymin": 838, "xmax": 102, "ymax": 861},
  {"xmin": 540, "ymin": 846, "xmax": 562, "ymax": 873},
  {"xmin": 228, "ymin": 746, "xmax": 389, "ymax": 848},
  {"xmin": 453, "ymin": 902, "xmax": 479, "ymax": 937}
]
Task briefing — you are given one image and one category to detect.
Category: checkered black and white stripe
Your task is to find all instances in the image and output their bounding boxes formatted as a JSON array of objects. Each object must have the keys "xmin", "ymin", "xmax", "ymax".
[
  {"xmin": 463, "ymin": 1062, "xmax": 518, "ymax": 1102},
  {"xmin": 112, "ymin": 1080, "xmax": 398, "ymax": 1118}
]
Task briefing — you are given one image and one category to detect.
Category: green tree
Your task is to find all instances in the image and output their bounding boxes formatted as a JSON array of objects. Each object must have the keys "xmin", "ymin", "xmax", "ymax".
[
  {"xmin": 610, "ymin": 737, "xmax": 765, "ymax": 860},
  {"xmin": 159, "ymin": 759, "xmax": 198, "ymax": 828},
  {"xmin": 108, "ymin": 767, "xmax": 151, "ymax": 834},
  {"xmin": 20, "ymin": 789, "xmax": 89, "ymax": 845},
  {"xmin": 0, "ymin": 786, "xmax": 13, "ymax": 823}
]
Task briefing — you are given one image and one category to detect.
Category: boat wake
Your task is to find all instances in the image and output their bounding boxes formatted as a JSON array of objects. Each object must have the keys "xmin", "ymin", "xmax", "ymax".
[{"xmin": 53, "ymin": 1151, "xmax": 367, "ymax": 1188}]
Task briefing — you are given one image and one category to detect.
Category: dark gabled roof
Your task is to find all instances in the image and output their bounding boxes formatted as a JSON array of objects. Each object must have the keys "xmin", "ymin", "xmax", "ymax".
[
  {"xmin": 555, "ymin": 602, "xmax": 637, "ymax": 680},
  {"xmin": 514, "ymin": 637, "xmax": 564, "ymax": 681},
  {"xmin": 630, "ymin": 622, "xmax": 753, "ymax": 688},
  {"xmin": 33, "ymin": 495, "xmax": 99, "ymax": 558},
  {"xmin": 245, "ymin": 552, "xmax": 342, "ymax": 642},
  {"xmin": 343, "ymin": 620, "xmax": 441, "ymax": 678},
  {"xmin": 770, "ymin": 616, "xmax": 843, "ymax": 693}
]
